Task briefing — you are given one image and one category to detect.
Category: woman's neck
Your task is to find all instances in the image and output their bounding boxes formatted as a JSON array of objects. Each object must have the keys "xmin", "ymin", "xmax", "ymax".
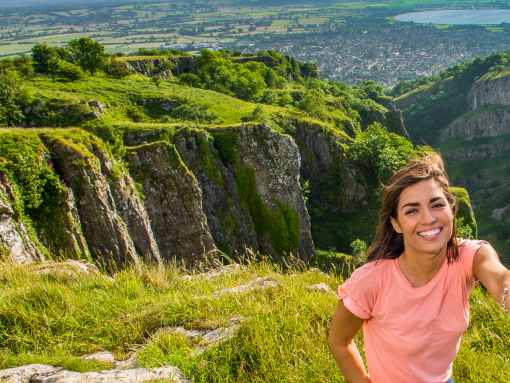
[{"xmin": 398, "ymin": 245, "xmax": 447, "ymax": 288}]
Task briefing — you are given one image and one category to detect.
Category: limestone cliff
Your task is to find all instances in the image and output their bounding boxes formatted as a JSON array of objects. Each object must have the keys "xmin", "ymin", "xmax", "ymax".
[
  {"xmin": 468, "ymin": 74, "xmax": 510, "ymax": 110},
  {"xmin": 292, "ymin": 122, "xmax": 365, "ymax": 213},
  {"xmin": 126, "ymin": 141, "xmax": 215, "ymax": 267},
  {"xmin": 0, "ymin": 172, "xmax": 45, "ymax": 263},
  {"xmin": 440, "ymin": 105, "xmax": 510, "ymax": 142}
]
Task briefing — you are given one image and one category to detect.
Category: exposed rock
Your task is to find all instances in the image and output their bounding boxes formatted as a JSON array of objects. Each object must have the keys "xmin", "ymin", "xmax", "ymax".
[
  {"xmin": 126, "ymin": 141, "xmax": 214, "ymax": 267},
  {"xmin": 306, "ymin": 282, "xmax": 334, "ymax": 294},
  {"xmin": 292, "ymin": 121, "xmax": 366, "ymax": 213},
  {"xmin": 491, "ymin": 205, "xmax": 509, "ymax": 221},
  {"xmin": 24, "ymin": 106, "xmax": 31, "ymax": 114},
  {"xmin": 42, "ymin": 134, "xmax": 141, "ymax": 269},
  {"xmin": 36, "ymin": 188, "xmax": 90, "ymax": 258},
  {"xmin": 0, "ymin": 364, "xmax": 58, "ymax": 383},
  {"xmin": 0, "ymin": 172, "xmax": 45, "ymax": 263},
  {"xmin": 0, "ymin": 364, "xmax": 190, "ymax": 383},
  {"xmin": 154, "ymin": 317, "xmax": 243, "ymax": 353},
  {"xmin": 182, "ymin": 264, "xmax": 247, "ymax": 280},
  {"xmin": 28, "ymin": 259, "xmax": 113, "ymax": 281},
  {"xmin": 231, "ymin": 123, "xmax": 314, "ymax": 261},
  {"xmin": 87, "ymin": 100, "xmax": 103, "ymax": 108},
  {"xmin": 96, "ymin": 151, "xmax": 161, "ymax": 264},
  {"xmin": 469, "ymin": 75, "xmax": 510, "ymax": 110},
  {"xmin": 212, "ymin": 276, "xmax": 278, "ymax": 296},
  {"xmin": 442, "ymin": 140, "xmax": 510, "ymax": 161},
  {"xmin": 81, "ymin": 351, "xmax": 140, "ymax": 370},
  {"xmin": 441, "ymin": 105, "xmax": 510, "ymax": 142},
  {"xmin": 174, "ymin": 127, "xmax": 258, "ymax": 260},
  {"xmin": 308, "ymin": 267, "xmax": 331, "ymax": 278},
  {"xmin": 36, "ymin": 102, "xmax": 46, "ymax": 108},
  {"xmin": 81, "ymin": 351, "xmax": 116, "ymax": 364}
]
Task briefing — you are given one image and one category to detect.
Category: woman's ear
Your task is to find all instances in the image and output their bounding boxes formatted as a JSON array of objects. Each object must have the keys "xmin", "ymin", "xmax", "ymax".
[{"xmin": 390, "ymin": 216, "xmax": 402, "ymax": 234}]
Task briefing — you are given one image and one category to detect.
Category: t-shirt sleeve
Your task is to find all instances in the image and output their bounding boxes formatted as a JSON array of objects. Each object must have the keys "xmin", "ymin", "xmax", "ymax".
[
  {"xmin": 337, "ymin": 264, "xmax": 378, "ymax": 320},
  {"xmin": 459, "ymin": 238, "xmax": 492, "ymax": 284}
]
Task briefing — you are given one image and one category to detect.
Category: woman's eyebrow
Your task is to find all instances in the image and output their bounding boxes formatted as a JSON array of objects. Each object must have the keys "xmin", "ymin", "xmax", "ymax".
[{"xmin": 401, "ymin": 197, "xmax": 445, "ymax": 210}]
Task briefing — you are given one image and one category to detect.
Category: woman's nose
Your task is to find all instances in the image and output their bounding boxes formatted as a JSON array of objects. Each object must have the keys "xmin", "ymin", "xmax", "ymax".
[{"xmin": 421, "ymin": 208, "xmax": 438, "ymax": 224}]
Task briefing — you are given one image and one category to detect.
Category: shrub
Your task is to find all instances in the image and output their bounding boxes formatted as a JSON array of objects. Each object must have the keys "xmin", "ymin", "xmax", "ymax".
[
  {"xmin": 125, "ymin": 106, "xmax": 146, "ymax": 123},
  {"xmin": 58, "ymin": 62, "xmax": 86, "ymax": 82},
  {"xmin": 179, "ymin": 73, "xmax": 202, "ymax": 88},
  {"xmin": 170, "ymin": 104, "xmax": 217, "ymax": 124},
  {"xmin": 104, "ymin": 60, "xmax": 132, "ymax": 79}
]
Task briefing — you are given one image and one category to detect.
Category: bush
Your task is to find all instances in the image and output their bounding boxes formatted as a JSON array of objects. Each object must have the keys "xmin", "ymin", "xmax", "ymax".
[
  {"xmin": 170, "ymin": 104, "xmax": 217, "ymax": 124},
  {"xmin": 104, "ymin": 60, "xmax": 132, "ymax": 79},
  {"xmin": 351, "ymin": 239, "xmax": 367, "ymax": 266},
  {"xmin": 58, "ymin": 62, "xmax": 86, "ymax": 82},
  {"xmin": 179, "ymin": 73, "xmax": 202, "ymax": 88},
  {"xmin": 125, "ymin": 106, "xmax": 146, "ymax": 122}
]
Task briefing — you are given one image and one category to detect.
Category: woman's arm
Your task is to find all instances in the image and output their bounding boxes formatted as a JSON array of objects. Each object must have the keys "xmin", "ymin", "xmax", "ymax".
[
  {"xmin": 329, "ymin": 300, "xmax": 372, "ymax": 383},
  {"xmin": 472, "ymin": 244, "xmax": 510, "ymax": 312}
]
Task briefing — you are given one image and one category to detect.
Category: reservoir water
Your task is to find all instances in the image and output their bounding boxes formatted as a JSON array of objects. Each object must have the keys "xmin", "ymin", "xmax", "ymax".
[{"xmin": 395, "ymin": 10, "xmax": 510, "ymax": 25}]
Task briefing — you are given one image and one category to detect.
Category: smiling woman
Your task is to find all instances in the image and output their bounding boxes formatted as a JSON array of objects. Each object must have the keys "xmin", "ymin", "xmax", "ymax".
[{"xmin": 328, "ymin": 153, "xmax": 510, "ymax": 383}]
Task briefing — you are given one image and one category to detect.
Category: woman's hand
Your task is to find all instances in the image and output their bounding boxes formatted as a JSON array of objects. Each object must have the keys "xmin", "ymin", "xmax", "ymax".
[
  {"xmin": 473, "ymin": 244, "xmax": 510, "ymax": 313},
  {"xmin": 329, "ymin": 300, "xmax": 372, "ymax": 383}
]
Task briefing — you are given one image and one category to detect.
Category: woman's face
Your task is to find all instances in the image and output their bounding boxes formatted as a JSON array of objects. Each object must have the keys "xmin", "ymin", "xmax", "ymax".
[{"xmin": 390, "ymin": 178, "xmax": 454, "ymax": 256}]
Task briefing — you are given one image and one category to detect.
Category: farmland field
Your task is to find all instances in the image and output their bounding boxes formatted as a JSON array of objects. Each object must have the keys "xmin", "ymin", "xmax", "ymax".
[{"xmin": 1, "ymin": 0, "xmax": 510, "ymax": 57}]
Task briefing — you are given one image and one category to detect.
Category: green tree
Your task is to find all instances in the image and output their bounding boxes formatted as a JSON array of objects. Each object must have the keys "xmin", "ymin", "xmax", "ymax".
[
  {"xmin": 104, "ymin": 59, "xmax": 132, "ymax": 79},
  {"xmin": 151, "ymin": 75, "xmax": 163, "ymax": 88},
  {"xmin": 0, "ymin": 71, "xmax": 24, "ymax": 127},
  {"xmin": 154, "ymin": 60, "xmax": 175, "ymax": 75},
  {"xmin": 347, "ymin": 122, "xmax": 421, "ymax": 183},
  {"xmin": 59, "ymin": 61, "xmax": 86, "ymax": 82},
  {"xmin": 298, "ymin": 89, "xmax": 325, "ymax": 120},
  {"xmin": 31, "ymin": 43, "xmax": 60, "ymax": 82},
  {"xmin": 68, "ymin": 38, "xmax": 107, "ymax": 76},
  {"xmin": 179, "ymin": 73, "xmax": 202, "ymax": 87},
  {"xmin": 351, "ymin": 239, "xmax": 367, "ymax": 266}
]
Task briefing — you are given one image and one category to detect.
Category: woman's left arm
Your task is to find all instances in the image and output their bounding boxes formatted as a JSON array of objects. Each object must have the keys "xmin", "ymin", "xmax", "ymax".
[{"xmin": 472, "ymin": 244, "xmax": 510, "ymax": 313}]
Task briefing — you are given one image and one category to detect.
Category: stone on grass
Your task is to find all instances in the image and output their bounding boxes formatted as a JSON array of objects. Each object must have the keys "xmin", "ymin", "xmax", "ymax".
[
  {"xmin": 0, "ymin": 364, "xmax": 189, "ymax": 383},
  {"xmin": 183, "ymin": 264, "xmax": 247, "ymax": 281},
  {"xmin": 306, "ymin": 282, "xmax": 334, "ymax": 294},
  {"xmin": 81, "ymin": 351, "xmax": 116, "ymax": 364},
  {"xmin": 212, "ymin": 276, "xmax": 278, "ymax": 296}
]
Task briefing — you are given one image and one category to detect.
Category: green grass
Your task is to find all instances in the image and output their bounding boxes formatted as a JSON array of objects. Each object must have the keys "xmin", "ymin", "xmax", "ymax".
[{"xmin": 1, "ymin": 257, "xmax": 509, "ymax": 382}]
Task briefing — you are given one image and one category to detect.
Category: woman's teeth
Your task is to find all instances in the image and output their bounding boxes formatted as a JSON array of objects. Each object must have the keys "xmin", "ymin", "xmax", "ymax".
[{"xmin": 418, "ymin": 228, "xmax": 441, "ymax": 237}]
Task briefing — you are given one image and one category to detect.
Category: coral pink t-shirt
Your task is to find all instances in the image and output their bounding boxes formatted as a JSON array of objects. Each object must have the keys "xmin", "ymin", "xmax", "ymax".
[{"xmin": 338, "ymin": 239, "xmax": 489, "ymax": 383}]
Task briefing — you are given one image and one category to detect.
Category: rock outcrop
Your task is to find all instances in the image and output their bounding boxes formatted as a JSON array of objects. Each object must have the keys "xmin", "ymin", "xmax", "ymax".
[
  {"xmin": 126, "ymin": 142, "xmax": 215, "ymax": 267},
  {"xmin": 292, "ymin": 122, "xmax": 365, "ymax": 213},
  {"xmin": 123, "ymin": 56, "xmax": 197, "ymax": 79},
  {"xmin": 440, "ymin": 105, "xmax": 510, "ymax": 142},
  {"xmin": 0, "ymin": 364, "xmax": 189, "ymax": 383},
  {"xmin": 41, "ymin": 133, "xmax": 153, "ymax": 268},
  {"xmin": 0, "ymin": 173, "xmax": 45, "ymax": 263},
  {"xmin": 173, "ymin": 127, "xmax": 259, "ymax": 259},
  {"xmin": 468, "ymin": 75, "xmax": 510, "ymax": 110}
]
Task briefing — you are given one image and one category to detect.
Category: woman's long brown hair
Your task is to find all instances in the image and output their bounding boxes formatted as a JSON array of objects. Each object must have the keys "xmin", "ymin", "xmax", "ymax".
[{"xmin": 365, "ymin": 152, "xmax": 459, "ymax": 264}]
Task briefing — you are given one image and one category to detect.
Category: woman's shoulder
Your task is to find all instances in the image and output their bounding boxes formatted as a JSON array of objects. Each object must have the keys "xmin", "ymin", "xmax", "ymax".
[{"xmin": 348, "ymin": 258, "xmax": 396, "ymax": 282}]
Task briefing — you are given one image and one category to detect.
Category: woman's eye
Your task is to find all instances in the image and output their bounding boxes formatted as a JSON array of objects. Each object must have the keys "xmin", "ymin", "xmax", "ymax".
[
  {"xmin": 405, "ymin": 209, "xmax": 418, "ymax": 214},
  {"xmin": 433, "ymin": 203, "xmax": 445, "ymax": 208}
]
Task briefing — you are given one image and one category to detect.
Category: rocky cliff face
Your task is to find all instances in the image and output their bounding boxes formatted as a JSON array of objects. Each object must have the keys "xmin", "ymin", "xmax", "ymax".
[
  {"xmin": 123, "ymin": 56, "xmax": 197, "ymax": 79},
  {"xmin": 126, "ymin": 141, "xmax": 215, "ymax": 267},
  {"xmin": 468, "ymin": 75, "xmax": 510, "ymax": 110},
  {"xmin": 0, "ymin": 173, "xmax": 45, "ymax": 263},
  {"xmin": 292, "ymin": 122, "xmax": 365, "ymax": 213},
  {"xmin": 441, "ymin": 105, "xmax": 510, "ymax": 142}
]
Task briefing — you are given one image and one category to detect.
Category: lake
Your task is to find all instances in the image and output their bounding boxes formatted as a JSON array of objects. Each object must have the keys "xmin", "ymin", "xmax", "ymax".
[{"xmin": 395, "ymin": 10, "xmax": 510, "ymax": 25}]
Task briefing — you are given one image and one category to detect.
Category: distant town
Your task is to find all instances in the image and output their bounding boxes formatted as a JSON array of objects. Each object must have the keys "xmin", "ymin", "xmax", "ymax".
[{"xmin": 161, "ymin": 20, "xmax": 510, "ymax": 87}]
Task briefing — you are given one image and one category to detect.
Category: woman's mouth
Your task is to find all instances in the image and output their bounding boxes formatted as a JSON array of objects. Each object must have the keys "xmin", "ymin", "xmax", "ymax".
[{"xmin": 417, "ymin": 227, "xmax": 442, "ymax": 239}]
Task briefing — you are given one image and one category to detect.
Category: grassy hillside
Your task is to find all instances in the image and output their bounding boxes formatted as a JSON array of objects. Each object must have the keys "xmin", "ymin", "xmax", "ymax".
[{"xmin": 1, "ymin": 258, "xmax": 509, "ymax": 382}]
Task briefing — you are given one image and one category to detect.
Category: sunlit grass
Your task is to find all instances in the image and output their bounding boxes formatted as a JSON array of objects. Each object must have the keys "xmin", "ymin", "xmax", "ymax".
[{"xmin": 0, "ymin": 256, "xmax": 508, "ymax": 382}]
